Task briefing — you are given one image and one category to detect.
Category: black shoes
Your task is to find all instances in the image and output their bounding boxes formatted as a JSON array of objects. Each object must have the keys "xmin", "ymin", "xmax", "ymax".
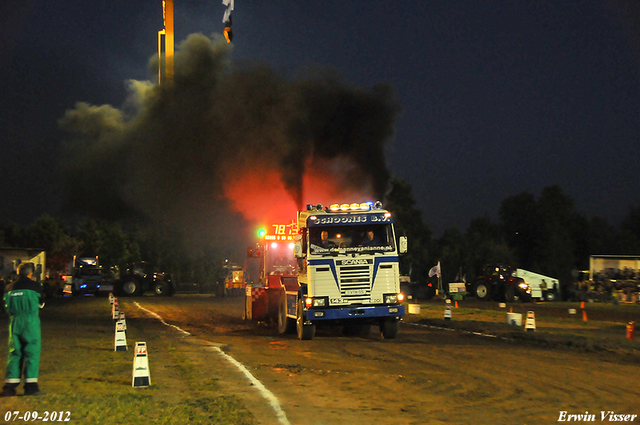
[
  {"xmin": 24, "ymin": 383, "xmax": 44, "ymax": 396},
  {"xmin": 1, "ymin": 384, "xmax": 17, "ymax": 397},
  {"xmin": 1, "ymin": 383, "xmax": 45, "ymax": 397}
]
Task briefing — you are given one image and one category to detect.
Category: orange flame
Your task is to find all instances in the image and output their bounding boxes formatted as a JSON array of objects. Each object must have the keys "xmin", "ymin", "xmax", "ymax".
[{"xmin": 222, "ymin": 157, "xmax": 374, "ymax": 226}]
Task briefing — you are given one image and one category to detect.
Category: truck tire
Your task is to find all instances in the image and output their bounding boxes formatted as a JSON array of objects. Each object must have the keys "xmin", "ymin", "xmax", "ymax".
[
  {"xmin": 277, "ymin": 291, "xmax": 295, "ymax": 334},
  {"xmin": 154, "ymin": 281, "xmax": 170, "ymax": 296},
  {"xmin": 296, "ymin": 298, "xmax": 315, "ymax": 340},
  {"xmin": 380, "ymin": 319, "xmax": 399, "ymax": 339},
  {"xmin": 545, "ymin": 291, "xmax": 556, "ymax": 302},
  {"xmin": 473, "ymin": 280, "xmax": 491, "ymax": 301},
  {"xmin": 121, "ymin": 278, "xmax": 142, "ymax": 296}
]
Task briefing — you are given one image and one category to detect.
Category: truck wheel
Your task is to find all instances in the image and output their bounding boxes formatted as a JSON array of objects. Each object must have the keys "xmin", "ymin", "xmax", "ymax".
[
  {"xmin": 473, "ymin": 281, "xmax": 491, "ymax": 301},
  {"xmin": 380, "ymin": 319, "xmax": 399, "ymax": 339},
  {"xmin": 277, "ymin": 291, "xmax": 295, "ymax": 334},
  {"xmin": 121, "ymin": 279, "xmax": 141, "ymax": 296},
  {"xmin": 545, "ymin": 292, "xmax": 556, "ymax": 302},
  {"xmin": 296, "ymin": 298, "xmax": 315, "ymax": 340},
  {"xmin": 154, "ymin": 281, "xmax": 170, "ymax": 296}
]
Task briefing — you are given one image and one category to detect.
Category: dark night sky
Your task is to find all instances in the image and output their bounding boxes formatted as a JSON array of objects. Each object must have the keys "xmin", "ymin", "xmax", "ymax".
[{"xmin": 1, "ymin": 0, "xmax": 639, "ymax": 236}]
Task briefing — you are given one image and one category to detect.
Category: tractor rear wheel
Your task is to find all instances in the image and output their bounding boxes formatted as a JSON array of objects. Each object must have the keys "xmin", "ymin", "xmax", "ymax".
[
  {"xmin": 278, "ymin": 291, "xmax": 295, "ymax": 334},
  {"xmin": 473, "ymin": 280, "xmax": 491, "ymax": 301},
  {"xmin": 121, "ymin": 279, "xmax": 142, "ymax": 296}
]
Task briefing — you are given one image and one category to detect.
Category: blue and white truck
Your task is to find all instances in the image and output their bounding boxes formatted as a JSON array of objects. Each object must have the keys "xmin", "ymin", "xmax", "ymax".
[{"xmin": 244, "ymin": 201, "xmax": 407, "ymax": 340}]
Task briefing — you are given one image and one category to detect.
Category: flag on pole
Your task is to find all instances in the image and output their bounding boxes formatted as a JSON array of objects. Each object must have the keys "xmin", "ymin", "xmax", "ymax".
[
  {"xmin": 222, "ymin": 0, "xmax": 234, "ymax": 23},
  {"xmin": 428, "ymin": 261, "xmax": 441, "ymax": 278},
  {"xmin": 222, "ymin": 0, "xmax": 234, "ymax": 43}
]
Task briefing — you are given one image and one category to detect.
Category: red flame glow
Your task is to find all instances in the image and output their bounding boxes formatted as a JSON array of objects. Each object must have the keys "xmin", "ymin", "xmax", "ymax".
[{"xmin": 222, "ymin": 156, "xmax": 374, "ymax": 227}]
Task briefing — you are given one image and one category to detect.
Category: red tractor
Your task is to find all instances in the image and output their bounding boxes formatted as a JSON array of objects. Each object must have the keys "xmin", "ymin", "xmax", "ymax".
[{"xmin": 470, "ymin": 264, "xmax": 531, "ymax": 302}]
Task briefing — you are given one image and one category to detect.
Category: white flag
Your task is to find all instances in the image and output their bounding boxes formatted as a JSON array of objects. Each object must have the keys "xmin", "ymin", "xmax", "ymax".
[
  {"xmin": 222, "ymin": 0, "xmax": 234, "ymax": 23},
  {"xmin": 428, "ymin": 261, "xmax": 441, "ymax": 278}
]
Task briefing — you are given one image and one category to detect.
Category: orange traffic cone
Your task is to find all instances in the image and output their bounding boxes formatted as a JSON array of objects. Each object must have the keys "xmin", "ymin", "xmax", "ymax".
[
  {"xmin": 580, "ymin": 301, "xmax": 585, "ymax": 309},
  {"xmin": 455, "ymin": 301, "xmax": 459, "ymax": 308},
  {"xmin": 582, "ymin": 310, "xmax": 588, "ymax": 322},
  {"xmin": 509, "ymin": 307, "xmax": 513, "ymax": 313}
]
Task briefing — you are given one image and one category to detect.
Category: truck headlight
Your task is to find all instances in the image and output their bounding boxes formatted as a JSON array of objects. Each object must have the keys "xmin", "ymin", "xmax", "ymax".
[
  {"xmin": 384, "ymin": 294, "xmax": 400, "ymax": 304},
  {"xmin": 306, "ymin": 297, "xmax": 327, "ymax": 308},
  {"xmin": 313, "ymin": 298, "xmax": 326, "ymax": 307}
]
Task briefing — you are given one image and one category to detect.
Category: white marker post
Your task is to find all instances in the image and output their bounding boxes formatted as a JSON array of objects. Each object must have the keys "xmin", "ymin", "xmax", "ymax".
[
  {"xmin": 112, "ymin": 298, "xmax": 119, "ymax": 321},
  {"xmin": 114, "ymin": 320, "xmax": 127, "ymax": 351},
  {"xmin": 119, "ymin": 312, "xmax": 127, "ymax": 333},
  {"xmin": 525, "ymin": 310, "xmax": 536, "ymax": 332},
  {"xmin": 132, "ymin": 342, "xmax": 151, "ymax": 388},
  {"xmin": 444, "ymin": 305, "xmax": 452, "ymax": 320}
]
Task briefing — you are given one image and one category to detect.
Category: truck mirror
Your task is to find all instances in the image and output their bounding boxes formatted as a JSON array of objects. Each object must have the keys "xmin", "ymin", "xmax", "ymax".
[{"xmin": 399, "ymin": 236, "xmax": 408, "ymax": 255}]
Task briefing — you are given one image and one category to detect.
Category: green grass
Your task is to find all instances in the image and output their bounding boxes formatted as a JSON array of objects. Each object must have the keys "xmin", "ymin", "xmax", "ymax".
[
  {"xmin": 404, "ymin": 299, "xmax": 640, "ymax": 360},
  {"xmin": 0, "ymin": 297, "xmax": 255, "ymax": 425}
]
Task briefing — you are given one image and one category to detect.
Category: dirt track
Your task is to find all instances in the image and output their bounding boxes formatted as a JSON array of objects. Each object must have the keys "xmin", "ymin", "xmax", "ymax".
[{"xmin": 123, "ymin": 295, "xmax": 640, "ymax": 425}]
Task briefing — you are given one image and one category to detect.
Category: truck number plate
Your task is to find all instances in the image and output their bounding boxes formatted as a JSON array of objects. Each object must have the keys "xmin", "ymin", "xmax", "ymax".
[{"xmin": 345, "ymin": 289, "xmax": 367, "ymax": 296}]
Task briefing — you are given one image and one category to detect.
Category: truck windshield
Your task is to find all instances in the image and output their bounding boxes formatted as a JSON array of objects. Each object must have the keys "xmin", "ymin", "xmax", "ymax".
[
  {"xmin": 78, "ymin": 268, "xmax": 101, "ymax": 276},
  {"xmin": 309, "ymin": 223, "xmax": 395, "ymax": 255},
  {"xmin": 265, "ymin": 246, "xmax": 297, "ymax": 276}
]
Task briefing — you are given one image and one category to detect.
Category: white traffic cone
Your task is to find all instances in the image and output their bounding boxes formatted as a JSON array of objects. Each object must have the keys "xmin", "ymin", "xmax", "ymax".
[
  {"xmin": 119, "ymin": 312, "xmax": 127, "ymax": 333},
  {"xmin": 132, "ymin": 342, "xmax": 151, "ymax": 388},
  {"xmin": 444, "ymin": 306, "xmax": 452, "ymax": 320},
  {"xmin": 525, "ymin": 310, "xmax": 536, "ymax": 332},
  {"xmin": 114, "ymin": 320, "xmax": 128, "ymax": 351},
  {"xmin": 109, "ymin": 293, "xmax": 114, "ymax": 305},
  {"xmin": 112, "ymin": 299, "xmax": 119, "ymax": 321}
]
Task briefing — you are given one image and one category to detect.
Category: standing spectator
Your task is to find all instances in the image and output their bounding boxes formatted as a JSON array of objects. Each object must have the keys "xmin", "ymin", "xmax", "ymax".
[
  {"xmin": 2, "ymin": 263, "xmax": 44, "ymax": 397},
  {"xmin": 540, "ymin": 279, "xmax": 548, "ymax": 300}
]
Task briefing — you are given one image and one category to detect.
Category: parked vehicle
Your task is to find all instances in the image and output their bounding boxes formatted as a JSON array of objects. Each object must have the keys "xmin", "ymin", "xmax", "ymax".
[
  {"xmin": 516, "ymin": 269, "xmax": 559, "ymax": 301},
  {"xmin": 114, "ymin": 262, "xmax": 175, "ymax": 297},
  {"xmin": 470, "ymin": 264, "xmax": 531, "ymax": 302}
]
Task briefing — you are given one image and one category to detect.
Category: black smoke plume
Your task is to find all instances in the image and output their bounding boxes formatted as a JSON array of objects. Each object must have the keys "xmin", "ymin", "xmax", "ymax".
[{"xmin": 59, "ymin": 34, "xmax": 401, "ymax": 253}]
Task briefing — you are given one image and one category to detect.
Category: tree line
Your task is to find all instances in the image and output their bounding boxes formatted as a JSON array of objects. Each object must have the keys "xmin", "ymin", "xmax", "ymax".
[
  {"xmin": 386, "ymin": 179, "xmax": 640, "ymax": 290},
  {"xmin": 1, "ymin": 180, "xmax": 638, "ymax": 293},
  {"xmin": 0, "ymin": 217, "xmax": 220, "ymax": 285}
]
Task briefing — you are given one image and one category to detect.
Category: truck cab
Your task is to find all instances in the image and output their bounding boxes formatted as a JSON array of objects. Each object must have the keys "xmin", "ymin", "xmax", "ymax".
[{"xmin": 245, "ymin": 201, "xmax": 407, "ymax": 340}]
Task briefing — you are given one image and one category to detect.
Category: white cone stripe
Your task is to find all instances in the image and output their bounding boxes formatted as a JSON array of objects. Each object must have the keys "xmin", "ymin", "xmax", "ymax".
[
  {"xmin": 207, "ymin": 345, "xmax": 291, "ymax": 425},
  {"xmin": 134, "ymin": 302, "xmax": 290, "ymax": 425},
  {"xmin": 134, "ymin": 302, "xmax": 191, "ymax": 336}
]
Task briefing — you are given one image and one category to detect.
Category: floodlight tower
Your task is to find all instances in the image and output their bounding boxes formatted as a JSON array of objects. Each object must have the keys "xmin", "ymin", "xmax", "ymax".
[{"xmin": 158, "ymin": 0, "xmax": 174, "ymax": 84}]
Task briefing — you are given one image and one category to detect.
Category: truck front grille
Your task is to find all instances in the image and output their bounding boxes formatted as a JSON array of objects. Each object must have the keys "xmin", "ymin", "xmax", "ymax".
[{"xmin": 338, "ymin": 265, "xmax": 371, "ymax": 301}]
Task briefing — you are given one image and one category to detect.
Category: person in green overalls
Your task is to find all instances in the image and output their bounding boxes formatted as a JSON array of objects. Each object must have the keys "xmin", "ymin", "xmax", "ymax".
[{"xmin": 2, "ymin": 262, "xmax": 44, "ymax": 397}]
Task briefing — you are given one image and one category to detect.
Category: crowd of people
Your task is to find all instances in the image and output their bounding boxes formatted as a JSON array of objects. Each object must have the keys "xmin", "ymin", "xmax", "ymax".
[{"xmin": 568, "ymin": 267, "xmax": 639, "ymax": 302}]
